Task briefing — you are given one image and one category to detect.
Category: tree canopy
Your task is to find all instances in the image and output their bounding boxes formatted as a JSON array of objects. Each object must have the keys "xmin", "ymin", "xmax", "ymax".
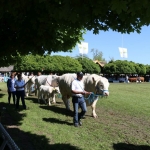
[
  {"xmin": 14, "ymin": 55, "xmax": 83, "ymax": 74},
  {"xmin": 77, "ymin": 57, "xmax": 100, "ymax": 74},
  {"xmin": 103, "ymin": 60, "xmax": 146, "ymax": 75},
  {"xmin": 1, "ymin": 0, "xmax": 150, "ymax": 59}
]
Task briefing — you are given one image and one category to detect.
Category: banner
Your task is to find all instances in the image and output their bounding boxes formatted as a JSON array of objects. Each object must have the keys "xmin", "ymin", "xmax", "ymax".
[
  {"xmin": 78, "ymin": 42, "xmax": 88, "ymax": 54},
  {"xmin": 118, "ymin": 47, "xmax": 128, "ymax": 58}
]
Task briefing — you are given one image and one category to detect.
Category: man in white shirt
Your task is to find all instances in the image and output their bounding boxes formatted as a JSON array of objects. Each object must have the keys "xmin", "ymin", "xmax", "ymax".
[{"xmin": 71, "ymin": 72, "xmax": 91, "ymax": 127}]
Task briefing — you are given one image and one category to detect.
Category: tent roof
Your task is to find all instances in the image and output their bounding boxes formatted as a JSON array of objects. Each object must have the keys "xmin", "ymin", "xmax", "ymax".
[
  {"xmin": 93, "ymin": 60, "xmax": 106, "ymax": 67},
  {"xmin": 0, "ymin": 65, "xmax": 14, "ymax": 72}
]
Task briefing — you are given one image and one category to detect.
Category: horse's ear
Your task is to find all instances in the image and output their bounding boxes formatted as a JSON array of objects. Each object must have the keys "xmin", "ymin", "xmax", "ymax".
[{"xmin": 92, "ymin": 77, "xmax": 96, "ymax": 84}]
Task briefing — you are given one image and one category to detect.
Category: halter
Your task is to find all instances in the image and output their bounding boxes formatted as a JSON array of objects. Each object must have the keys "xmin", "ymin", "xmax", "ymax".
[
  {"xmin": 84, "ymin": 90, "xmax": 108, "ymax": 104},
  {"xmin": 72, "ymin": 75, "xmax": 109, "ymax": 103}
]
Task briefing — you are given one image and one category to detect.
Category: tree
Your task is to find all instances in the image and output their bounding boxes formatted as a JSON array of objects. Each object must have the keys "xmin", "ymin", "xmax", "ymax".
[
  {"xmin": 135, "ymin": 63, "xmax": 146, "ymax": 75},
  {"xmin": 75, "ymin": 54, "xmax": 89, "ymax": 59},
  {"xmin": 1, "ymin": 0, "xmax": 150, "ymax": 60},
  {"xmin": 145, "ymin": 65, "xmax": 150, "ymax": 74},
  {"xmin": 77, "ymin": 57, "xmax": 100, "ymax": 74},
  {"xmin": 91, "ymin": 49, "xmax": 106, "ymax": 62},
  {"xmin": 103, "ymin": 60, "xmax": 136, "ymax": 74},
  {"xmin": 13, "ymin": 55, "xmax": 82, "ymax": 74},
  {"xmin": 108, "ymin": 57, "xmax": 115, "ymax": 63}
]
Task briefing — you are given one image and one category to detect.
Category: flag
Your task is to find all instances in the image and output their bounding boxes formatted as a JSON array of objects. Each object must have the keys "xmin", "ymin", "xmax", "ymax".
[
  {"xmin": 78, "ymin": 42, "xmax": 88, "ymax": 54},
  {"xmin": 119, "ymin": 47, "xmax": 128, "ymax": 58}
]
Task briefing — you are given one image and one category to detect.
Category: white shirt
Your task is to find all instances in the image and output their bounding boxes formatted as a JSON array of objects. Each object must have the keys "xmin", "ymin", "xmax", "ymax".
[
  {"xmin": 15, "ymin": 80, "xmax": 25, "ymax": 91},
  {"xmin": 71, "ymin": 79, "xmax": 84, "ymax": 97}
]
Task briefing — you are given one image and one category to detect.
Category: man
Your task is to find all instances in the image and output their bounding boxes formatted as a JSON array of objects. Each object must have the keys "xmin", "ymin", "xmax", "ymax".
[
  {"xmin": 15, "ymin": 74, "xmax": 26, "ymax": 110},
  {"xmin": 7, "ymin": 73, "xmax": 16, "ymax": 105},
  {"xmin": 71, "ymin": 72, "xmax": 91, "ymax": 127},
  {"xmin": 126, "ymin": 75, "xmax": 129, "ymax": 83}
]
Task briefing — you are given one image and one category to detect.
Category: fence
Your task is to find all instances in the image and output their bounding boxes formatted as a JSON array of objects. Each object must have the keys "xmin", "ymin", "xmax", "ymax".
[{"xmin": 0, "ymin": 123, "xmax": 20, "ymax": 150}]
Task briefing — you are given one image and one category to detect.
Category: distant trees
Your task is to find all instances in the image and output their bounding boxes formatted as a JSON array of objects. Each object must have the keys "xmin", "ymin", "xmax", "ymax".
[
  {"xmin": 13, "ymin": 54, "xmax": 150, "ymax": 75},
  {"xmin": 103, "ymin": 60, "xmax": 146, "ymax": 75},
  {"xmin": 14, "ymin": 55, "xmax": 82, "ymax": 74},
  {"xmin": 91, "ymin": 49, "xmax": 106, "ymax": 62},
  {"xmin": 13, "ymin": 55, "xmax": 100, "ymax": 74},
  {"xmin": 145, "ymin": 65, "xmax": 150, "ymax": 74},
  {"xmin": 77, "ymin": 57, "xmax": 100, "ymax": 74}
]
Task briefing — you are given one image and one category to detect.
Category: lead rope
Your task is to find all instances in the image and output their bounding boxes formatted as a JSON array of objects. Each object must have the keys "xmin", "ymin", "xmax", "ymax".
[
  {"xmin": 23, "ymin": 75, "xmax": 35, "ymax": 87},
  {"xmin": 72, "ymin": 76, "xmax": 104, "ymax": 104}
]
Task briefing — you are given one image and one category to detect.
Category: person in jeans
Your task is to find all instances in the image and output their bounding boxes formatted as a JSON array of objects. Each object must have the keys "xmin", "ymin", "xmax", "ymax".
[
  {"xmin": 71, "ymin": 72, "xmax": 91, "ymax": 127},
  {"xmin": 14, "ymin": 74, "xmax": 26, "ymax": 110},
  {"xmin": 7, "ymin": 73, "xmax": 16, "ymax": 105}
]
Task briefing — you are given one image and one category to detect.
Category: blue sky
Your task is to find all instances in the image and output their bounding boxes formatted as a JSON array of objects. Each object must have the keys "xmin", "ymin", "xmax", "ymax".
[{"xmin": 51, "ymin": 25, "xmax": 150, "ymax": 65}]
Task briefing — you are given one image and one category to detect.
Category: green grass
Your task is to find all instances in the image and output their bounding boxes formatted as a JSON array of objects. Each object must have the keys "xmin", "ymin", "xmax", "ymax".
[{"xmin": 0, "ymin": 82, "xmax": 150, "ymax": 150}]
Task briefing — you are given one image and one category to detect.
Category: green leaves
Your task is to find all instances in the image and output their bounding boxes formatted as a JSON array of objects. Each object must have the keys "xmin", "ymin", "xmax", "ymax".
[
  {"xmin": 1, "ymin": 0, "xmax": 150, "ymax": 58},
  {"xmin": 111, "ymin": 0, "xmax": 127, "ymax": 14},
  {"xmin": 103, "ymin": 60, "xmax": 147, "ymax": 74},
  {"xmin": 77, "ymin": 57, "xmax": 100, "ymax": 74},
  {"xmin": 13, "ymin": 55, "xmax": 82, "ymax": 73}
]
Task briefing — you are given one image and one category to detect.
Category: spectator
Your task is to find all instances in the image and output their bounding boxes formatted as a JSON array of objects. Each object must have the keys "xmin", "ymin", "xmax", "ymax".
[
  {"xmin": 7, "ymin": 73, "xmax": 16, "ymax": 105},
  {"xmin": 14, "ymin": 74, "xmax": 27, "ymax": 110},
  {"xmin": 126, "ymin": 75, "xmax": 129, "ymax": 83},
  {"xmin": 137, "ymin": 76, "xmax": 141, "ymax": 83}
]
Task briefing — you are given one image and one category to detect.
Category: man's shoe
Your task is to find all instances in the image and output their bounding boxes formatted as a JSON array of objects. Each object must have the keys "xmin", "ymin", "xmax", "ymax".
[
  {"xmin": 74, "ymin": 124, "xmax": 79, "ymax": 127},
  {"xmin": 79, "ymin": 120, "xmax": 82, "ymax": 126},
  {"xmin": 81, "ymin": 116, "xmax": 86, "ymax": 119}
]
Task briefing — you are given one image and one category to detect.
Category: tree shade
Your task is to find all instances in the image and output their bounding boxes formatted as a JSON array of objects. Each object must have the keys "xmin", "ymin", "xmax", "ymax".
[{"xmin": 1, "ymin": 0, "xmax": 150, "ymax": 58}]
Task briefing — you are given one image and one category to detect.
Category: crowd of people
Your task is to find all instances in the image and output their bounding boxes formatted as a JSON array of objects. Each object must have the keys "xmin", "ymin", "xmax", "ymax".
[{"xmin": 6, "ymin": 72, "xmax": 29, "ymax": 110}]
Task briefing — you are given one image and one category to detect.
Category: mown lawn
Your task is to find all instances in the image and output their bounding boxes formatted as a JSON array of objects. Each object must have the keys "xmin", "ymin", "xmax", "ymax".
[{"xmin": 0, "ymin": 82, "xmax": 150, "ymax": 150}]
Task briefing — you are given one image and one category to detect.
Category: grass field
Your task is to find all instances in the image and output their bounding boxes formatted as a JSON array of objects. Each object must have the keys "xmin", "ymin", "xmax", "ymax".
[{"xmin": 0, "ymin": 82, "xmax": 150, "ymax": 150}]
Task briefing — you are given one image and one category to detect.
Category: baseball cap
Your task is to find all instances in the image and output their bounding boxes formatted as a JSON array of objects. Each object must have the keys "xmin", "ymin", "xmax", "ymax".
[{"xmin": 77, "ymin": 72, "xmax": 84, "ymax": 77}]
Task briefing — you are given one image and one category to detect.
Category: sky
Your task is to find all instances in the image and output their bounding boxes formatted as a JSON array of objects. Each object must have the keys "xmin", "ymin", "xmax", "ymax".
[{"xmin": 51, "ymin": 25, "xmax": 150, "ymax": 65}]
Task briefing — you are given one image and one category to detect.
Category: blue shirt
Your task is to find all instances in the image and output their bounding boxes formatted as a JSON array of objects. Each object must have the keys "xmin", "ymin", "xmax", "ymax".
[
  {"xmin": 15, "ymin": 80, "xmax": 25, "ymax": 91},
  {"xmin": 7, "ymin": 78, "xmax": 16, "ymax": 92}
]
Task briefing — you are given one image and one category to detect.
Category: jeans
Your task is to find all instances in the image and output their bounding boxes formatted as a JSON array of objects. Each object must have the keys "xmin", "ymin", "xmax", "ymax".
[
  {"xmin": 72, "ymin": 96, "xmax": 87, "ymax": 125},
  {"xmin": 16, "ymin": 90, "xmax": 26, "ymax": 109},
  {"xmin": 8, "ymin": 91, "xmax": 16, "ymax": 105}
]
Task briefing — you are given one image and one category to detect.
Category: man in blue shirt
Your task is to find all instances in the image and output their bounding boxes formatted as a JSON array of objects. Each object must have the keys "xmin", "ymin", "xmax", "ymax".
[
  {"xmin": 7, "ymin": 73, "xmax": 16, "ymax": 105},
  {"xmin": 15, "ymin": 74, "xmax": 26, "ymax": 110}
]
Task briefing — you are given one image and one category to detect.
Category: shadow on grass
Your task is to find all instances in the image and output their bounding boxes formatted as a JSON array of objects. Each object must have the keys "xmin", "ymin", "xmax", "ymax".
[
  {"xmin": 0, "ymin": 102, "xmax": 27, "ymax": 126},
  {"xmin": 0, "ymin": 102, "xmax": 80, "ymax": 150},
  {"xmin": 25, "ymin": 97, "xmax": 64, "ymax": 105},
  {"xmin": 4, "ymin": 127, "xmax": 81, "ymax": 150},
  {"xmin": 43, "ymin": 117, "xmax": 73, "ymax": 126},
  {"xmin": 113, "ymin": 143, "xmax": 150, "ymax": 150},
  {"xmin": 0, "ymin": 93, "xmax": 5, "ymax": 98},
  {"xmin": 25, "ymin": 97, "xmax": 38, "ymax": 104},
  {"xmin": 39, "ymin": 105, "xmax": 74, "ymax": 117}
]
